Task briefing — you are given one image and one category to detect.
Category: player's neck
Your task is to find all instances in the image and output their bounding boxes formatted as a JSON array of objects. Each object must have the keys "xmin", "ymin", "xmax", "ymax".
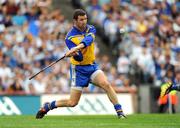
[{"xmin": 74, "ymin": 25, "xmax": 86, "ymax": 32}]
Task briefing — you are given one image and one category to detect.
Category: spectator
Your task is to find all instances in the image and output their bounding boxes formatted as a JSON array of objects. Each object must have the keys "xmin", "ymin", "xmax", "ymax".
[{"xmin": 117, "ymin": 50, "xmax": 131, "ymax": 76}]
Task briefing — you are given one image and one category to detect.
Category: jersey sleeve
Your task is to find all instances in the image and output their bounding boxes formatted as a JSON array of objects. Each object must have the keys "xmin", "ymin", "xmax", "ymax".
[
  {"xmin": 65, "ymin": 38, "xmax": 83, "ymax": 61},
  {"xmin": 81, "ymin": 25, "xmax": 96, "ymax": 47}
]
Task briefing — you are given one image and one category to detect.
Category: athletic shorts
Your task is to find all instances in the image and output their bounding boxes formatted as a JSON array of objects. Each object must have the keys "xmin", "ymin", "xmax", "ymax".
[{"xmin": 70, "ymin": 62, "xmax": 102, "ymax": 90}]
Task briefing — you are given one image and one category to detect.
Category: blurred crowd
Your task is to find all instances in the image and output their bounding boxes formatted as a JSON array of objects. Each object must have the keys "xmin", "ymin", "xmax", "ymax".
[
  {"xmin": 80, "ymin": 0, "xmax": 180, "ymax": 87},
  {"xmin": 0, "ymin": 0, "xmax": 179, "ymax": 95},
  {"xmin": 0, "ymin": 0, "xmax": 73, "ymax": 95}
]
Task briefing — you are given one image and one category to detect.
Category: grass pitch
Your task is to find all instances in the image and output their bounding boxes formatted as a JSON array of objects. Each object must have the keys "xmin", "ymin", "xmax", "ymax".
[{"xmin": 0, "ymin": 114, "xmax": 180, "ymax": 128}]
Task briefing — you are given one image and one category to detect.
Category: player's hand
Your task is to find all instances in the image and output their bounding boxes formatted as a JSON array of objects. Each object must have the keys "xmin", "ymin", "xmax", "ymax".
[
  {"xmin": 65, "ymin": 47, "xmax": 78, "ymax": 57},
  {"xmin": 65, "ymin": 43, "xmax": 85, "ymax": 57}
]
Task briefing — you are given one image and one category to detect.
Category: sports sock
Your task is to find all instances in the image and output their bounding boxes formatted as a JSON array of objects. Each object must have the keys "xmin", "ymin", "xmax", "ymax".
[
  {"xmin": 50, "ymin": 101, "xmax": 57, "ymax": 109},
  {"xmin": 114, "ymin": 104, "xmax": 122, "ymax": 111},
  {"xmin": 44, "ymin": 101, "xmax": 57, "ymax": 112}
]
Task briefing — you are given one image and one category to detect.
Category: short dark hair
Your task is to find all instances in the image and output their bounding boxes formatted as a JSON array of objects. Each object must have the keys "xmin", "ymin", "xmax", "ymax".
[{"xmin": 73, "ymin": 9, "xmax": 87, "ymax": 20}]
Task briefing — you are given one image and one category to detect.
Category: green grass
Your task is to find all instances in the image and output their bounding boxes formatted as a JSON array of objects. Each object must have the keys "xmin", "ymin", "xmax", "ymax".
[{"xmin": 0, "ymin": 114, "xmax": 180, "ymax": 128}]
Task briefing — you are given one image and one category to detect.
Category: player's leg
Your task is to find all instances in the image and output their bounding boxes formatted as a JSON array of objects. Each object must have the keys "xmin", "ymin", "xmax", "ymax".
[
  {"xmin": 91, "ymin": 70, "xmax": 126, "ymax": 118},
  {"xmin": 36, "ymin": 88, "xmax": 82, "ymax": 119},
  {"xmin": 56, "ymin": 88, "xmax": 82, "ymax": 107}
]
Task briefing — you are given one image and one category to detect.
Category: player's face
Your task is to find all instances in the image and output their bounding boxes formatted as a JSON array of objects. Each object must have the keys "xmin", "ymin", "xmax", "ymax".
[{"xmin": 75, "ymin": 15, "xmax": 87, "ymax": 31}]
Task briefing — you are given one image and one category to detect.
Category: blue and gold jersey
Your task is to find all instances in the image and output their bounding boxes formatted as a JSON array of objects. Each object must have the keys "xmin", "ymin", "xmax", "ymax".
[{"xmin": 65, "ymin": 25, "xmax": 96, "ymax": 65}]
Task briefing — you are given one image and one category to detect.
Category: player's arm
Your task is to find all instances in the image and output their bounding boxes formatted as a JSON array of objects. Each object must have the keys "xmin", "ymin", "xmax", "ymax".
[
  {"xmin": 81, "ymin": 25, "xmax": 96, "ymax": 48},
  {"xmin": 65, "ymin": 39, "xmax": 84, "ymax": 61}
]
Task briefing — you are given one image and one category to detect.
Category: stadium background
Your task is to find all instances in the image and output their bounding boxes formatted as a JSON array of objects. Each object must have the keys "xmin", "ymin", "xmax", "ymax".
[{"xmin": 0, "ymin": 0, "xmax": 180, "ymax": 116}]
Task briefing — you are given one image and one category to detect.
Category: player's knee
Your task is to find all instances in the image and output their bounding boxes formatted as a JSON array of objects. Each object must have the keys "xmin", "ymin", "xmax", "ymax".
[
  {"xmin": 101, "ymin": 81, "xmax": 111, "ymax": 90},
  {"xmin": 68, "ymin": 100, "xmax": 78, "ymax": 107}
]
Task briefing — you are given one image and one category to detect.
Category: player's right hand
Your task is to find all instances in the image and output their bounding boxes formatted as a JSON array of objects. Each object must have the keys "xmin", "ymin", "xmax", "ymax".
[{"xmin": 65, "ymin": 47, "xmax": 78, "ymax": 57}]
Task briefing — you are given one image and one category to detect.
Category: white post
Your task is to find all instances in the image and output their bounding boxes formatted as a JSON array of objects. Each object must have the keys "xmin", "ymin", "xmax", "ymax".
[{"xmin": 168, "ymin": 94, "xmax": 172, "ymax": 114}]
